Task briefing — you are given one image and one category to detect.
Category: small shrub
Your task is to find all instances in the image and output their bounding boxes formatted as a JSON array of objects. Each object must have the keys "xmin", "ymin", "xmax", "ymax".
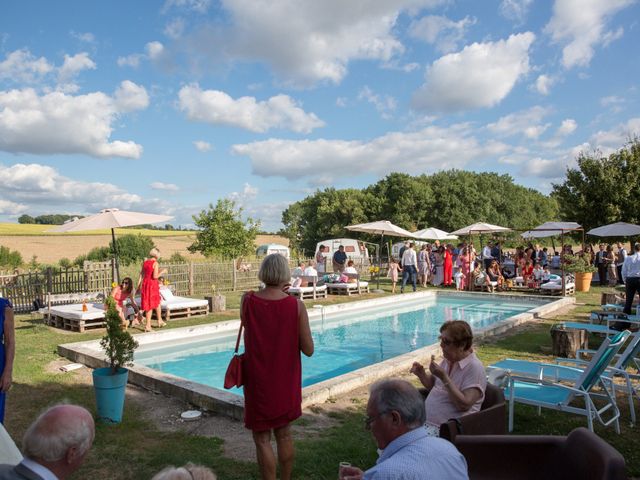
[
  {"xmin": 0, "ymin": 245, "xmax": 23, "ymax": 269},
  {"xmin": 101, "ymin": 297, "xmax": 139, "ymax": 374},
  {"xmin": 58, "ymin": 257, "xmax": 72, "ymax": 269},
  {"xmin": 168, "ymin": 252, "xmax": 187, "ymax": 263},
  {"xmin": 112, "ymin": 234, "xmax": 155, "ymax": 266}
]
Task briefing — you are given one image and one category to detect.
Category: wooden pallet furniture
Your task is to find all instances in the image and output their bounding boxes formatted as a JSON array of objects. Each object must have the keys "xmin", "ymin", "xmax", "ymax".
[
  {"xmin": 158, "ymin": 288, "xmax": 209, "ymax": 321},
  {"xmin": 326, "ymin": 273, "xmax": 369, "ymax": 296},
  {"xmin": 43, "ymin": 291, "xmax": 107, "ymax": 332},
  {"xmin": 287, "ymin": 275, "xmax": 328, "ymax": 300}
]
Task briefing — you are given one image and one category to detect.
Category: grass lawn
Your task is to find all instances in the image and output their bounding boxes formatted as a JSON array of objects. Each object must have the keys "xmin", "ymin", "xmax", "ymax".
[{"xmin": 3, "ymin": 283, "xmax": 639, "ymax": 479}]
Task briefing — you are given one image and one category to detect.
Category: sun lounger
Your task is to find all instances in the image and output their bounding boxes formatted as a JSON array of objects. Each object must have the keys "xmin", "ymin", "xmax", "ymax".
[
  {"xmin": 287, "ymin": 275, "xmax": 327, "ymax": 300},
  {"xmin": 326, "ymin": 272, "xmax": 369, "ymax": 296},
  {"xmin": 539, "ymin": 274, "xmax": 575, "ymax": 295},
  {"xmin": 158, "ymin": 289, "xmax": 209, "ymax": 320},
  {"xmin": 43, "ymin": 291, "xmax": 107, "ymax": 332}
]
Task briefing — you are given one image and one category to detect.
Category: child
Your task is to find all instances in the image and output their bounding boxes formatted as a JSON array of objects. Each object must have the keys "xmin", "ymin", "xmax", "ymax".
[
  {"xmin": 388, "ymin": 258, "xmax": 402, "ymax": 293},
  {"xmin": 453, "ymin": 265, "xmax": 466, "ymax": 291},
  {"xmin": 541, "ymin": 266, "xmax": 551, "ymax": 284}
]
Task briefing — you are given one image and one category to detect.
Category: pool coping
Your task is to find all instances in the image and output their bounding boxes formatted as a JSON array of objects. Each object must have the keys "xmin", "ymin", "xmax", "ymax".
[{"xmin": 58, "ymin": 291, "xmax": 574, "ymax": 420}]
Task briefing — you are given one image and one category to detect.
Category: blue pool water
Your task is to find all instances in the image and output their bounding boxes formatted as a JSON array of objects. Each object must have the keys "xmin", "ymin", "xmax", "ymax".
[{"xmin": 134, "ymin": 295, "xmax": 546, "ymax": 395}]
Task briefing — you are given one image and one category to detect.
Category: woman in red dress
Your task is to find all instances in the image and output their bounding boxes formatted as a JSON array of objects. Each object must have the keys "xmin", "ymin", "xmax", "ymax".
[
  {"xmin": 137, "ymin": 248, "xmax": 167, "ymax": 332},
  {"xmin": 443, "ymin": 244, "xmax": 453, "ymax": 286},
  {"xmin": 242, "ymin": 254, "xmax": 314, "ymax": 480}
]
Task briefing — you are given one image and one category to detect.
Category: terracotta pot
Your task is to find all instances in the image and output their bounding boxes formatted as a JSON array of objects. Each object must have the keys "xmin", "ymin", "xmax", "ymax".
[{"xmin": 574, "ymin": 272, "xmax": 593, "ymax": 292}]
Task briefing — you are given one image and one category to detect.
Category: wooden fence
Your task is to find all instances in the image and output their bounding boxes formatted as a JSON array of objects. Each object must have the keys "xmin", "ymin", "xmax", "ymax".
[{"xmin": 1, "ymin": 256, "xmax": 373, "ymax": 313}]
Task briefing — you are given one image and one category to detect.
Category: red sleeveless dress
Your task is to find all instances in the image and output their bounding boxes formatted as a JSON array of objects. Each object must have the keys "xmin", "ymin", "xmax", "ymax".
[
  {"xmin": 140, "ymin": 259, "xmax": 160, "ymax": 310},
  {"xmin": 443, "ymin": 250, "xmax": 453, "ymax": 286},
  {"xmin": 242, "ymin": 293, "xmax": 301, "ymax": 431}
]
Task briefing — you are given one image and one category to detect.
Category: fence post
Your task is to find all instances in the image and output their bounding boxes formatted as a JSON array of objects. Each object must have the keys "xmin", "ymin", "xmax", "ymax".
[
  {"xmin": 232, "ymin": 258, "xmax": 237, "ymax": 291},
  {"xmin": 46, "ymin": 267, "xmax": 53, "ymax": 293},
  {"xmin": 83, "ymin": 263, "xmax": 89, "ymax": 292},
  {"xmin": 189, "ymin": 262, "xmax": 194, "ymax": 296}
]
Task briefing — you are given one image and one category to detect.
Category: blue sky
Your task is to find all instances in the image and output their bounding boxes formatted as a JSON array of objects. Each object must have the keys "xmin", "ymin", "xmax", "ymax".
[{"xmin": 0, "ymin": 0, "xmax": 639, "ymax": 231}]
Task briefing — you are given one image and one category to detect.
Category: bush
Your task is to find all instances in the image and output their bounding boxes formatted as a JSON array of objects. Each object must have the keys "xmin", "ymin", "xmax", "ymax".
[
  {"xmin": 86, "ymin": 246, "xmax": 111, "ymax": 262},
  {"xmin": 112, "ymin": 234, "xmax": 155, "ymax": 266},
  {"xmin": 562, "ymin": 254, "xmax": 597, "ymax": 273},
  {"xmin": 0, "ymin": 245, "xmax": 23, "ymax": 269},
  {"xmin": 168, "ymin": 252, "xmax": 187, "ymax": 263},
  {"xmin": 58, "ymin": 257, "xmax": 72, "ymax": 269}
]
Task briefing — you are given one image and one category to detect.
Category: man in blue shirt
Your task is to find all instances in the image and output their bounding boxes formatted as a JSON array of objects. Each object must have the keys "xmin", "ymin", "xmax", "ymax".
[
  {"xmin": 340, "ymin": 379, "xmax": 468, "ymax": 480},
  {"xmin": 333, "ymin": 245, "xmax": 348, "ymax": 273}
]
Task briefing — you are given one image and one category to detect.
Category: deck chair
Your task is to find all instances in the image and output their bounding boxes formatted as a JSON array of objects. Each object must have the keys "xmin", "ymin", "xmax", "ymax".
[
  {"xmin": 490, "ymin": 330, "xmax": 640, "ymax": 425},
  {"xmin": 499, "ymin": 330, "xmax": 630, "ymax": 433}
]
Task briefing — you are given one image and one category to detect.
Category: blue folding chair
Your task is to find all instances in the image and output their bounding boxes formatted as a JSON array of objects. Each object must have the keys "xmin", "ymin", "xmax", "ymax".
[
  {"xmin": 492, "ymin": 331, "xmax": 630, "ymax": 433},
  {"xmin": 490, "ymin": 330, "xmax": 640, "ymax": 425}
]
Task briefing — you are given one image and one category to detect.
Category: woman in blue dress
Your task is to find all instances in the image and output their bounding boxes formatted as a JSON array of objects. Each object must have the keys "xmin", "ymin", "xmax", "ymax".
[{"xmin": 0, "ymin": 297, "xmax": 15, "ymax": 424}]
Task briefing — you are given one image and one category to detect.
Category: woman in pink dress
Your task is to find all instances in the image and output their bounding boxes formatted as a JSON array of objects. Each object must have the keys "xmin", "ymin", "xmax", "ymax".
[
  {"xmin": 137, "ymin": 248, "xmax": 167, "ymax": 332},
  {"xmin": 242, "ymin": 254, "xmax": 314, "ymax": 480},
  {"xmin": 110, "ymin": 277, "xmax": 142, "ymax": 328}
]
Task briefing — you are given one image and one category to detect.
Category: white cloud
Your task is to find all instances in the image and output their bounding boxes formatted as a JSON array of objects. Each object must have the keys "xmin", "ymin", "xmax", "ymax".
[
  {"xmin": 58, "ymin": 52, "xmax": 96, "ymax": 83},
  {"xmin": 499, "ymin": 0, "xmax": 533, "ymax": 24},
  {"xmin": 557, "ymin": 118, "xmax": 577, "ymax": 136},
  {"xmin": 146, "ymin": 41, "xmax": 165, "ymax": 60},
  {"xmin": 357, "ymin": 86, "xmax": 397, "ymax": 119},
  {"xmin": 534, "ymin": 74, "xmax": 555, "ymax": 95},
  {"xmin": 178, "ymin": 84, "xmax": 325, "ymax": 133},
  {"xmin": 114, "ymin": 80, "xmax": 149, "ymax": 113},
  {"xmin": 0, "ymin": 88, "xmax": 144, "ymax": 158},
  {"xmin": 193, "ymin": 140, "xmax": 212, "ymax": 152},
  {"xmin": 117, "ymin": 54, "xmax": 143, "ymax": 68},
  {"xmin": 70, "ymin": 31, "xmax": 96, "ymax": 43},
  {"xmin": 164, "ymin": 18, "xmax": 186, "ymax": 39},
  {"xmin": 228, "ymin": 183, "xmax": 259, "ymax": 206},
  {"xmin": 163, "ymin": 0, "xmax": 211, "ymax": 13},
  {"xmin": 0, "ymin": 49, "xmax": 53, "ymax": 84},
  {"xmin": 545, "ymin": 0, "xmax": 634, "ymax": 69},
  {"xmin": 412, "ymin": 32, "xmax": 535, "ymax": 112},
  {"xmin": 150, "ymin": 182, "xmax": 179, "ymax": 192},
  {"xmin": 208, "ymin": 0, "xmax": 444, "ymax": 86},
  {"xmin": 408, "ymin": 15, "xmax": 476, "ymax": 54},
  {"xmin": 589, "ymin": 117, "xmax": 640, "ymax": 152},
  {"xmin": 487, "ymin": 106, "xmax": 551, "ymax": 139},
  {"xmin": 0, "ymin": 199, "xmax": 28, "ymax": 215},
  {"xmin": 600, "ymin": 95, "xmax": 624, "ymax": 107},
  {"xmin": 232, "ymin": 123, "xmax": 507, "ymax": 184},
  {"xmin": 336, "ymin": 97, "xmax": 348, "ymax": 108},
  {"xmin": 519, "ymin": 157, "xmax": 560, "ymax": 178}
]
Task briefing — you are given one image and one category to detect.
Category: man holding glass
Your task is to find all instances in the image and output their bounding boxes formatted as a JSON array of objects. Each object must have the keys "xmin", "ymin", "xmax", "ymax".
[{"xmin": 339, "ymin": 379, "xmax": 468, "ymax": 479}]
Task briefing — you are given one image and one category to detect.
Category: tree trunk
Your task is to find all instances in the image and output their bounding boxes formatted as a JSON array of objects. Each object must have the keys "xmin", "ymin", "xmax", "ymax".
[{"xmin": 551, "ymin": 326, "xmax": 588, "ymax": 358}]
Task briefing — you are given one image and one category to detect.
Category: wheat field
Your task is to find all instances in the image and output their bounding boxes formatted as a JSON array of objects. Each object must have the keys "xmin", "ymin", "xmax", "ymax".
[{"xmin": 0, "ymin": 223, "xmax": 289, "ymax": 264}]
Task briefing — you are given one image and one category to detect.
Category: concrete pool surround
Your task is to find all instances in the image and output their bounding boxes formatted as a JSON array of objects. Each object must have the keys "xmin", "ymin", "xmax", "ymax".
[{"xmin": 59, "ymin": 291, "xmax": 574, "ymax": 420}]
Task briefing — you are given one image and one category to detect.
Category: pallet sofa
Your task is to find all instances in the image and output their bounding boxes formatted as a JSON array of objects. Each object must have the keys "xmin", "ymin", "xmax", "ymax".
[
  {"xmin": 287, "ymin": 275, "xmax": 328, "ymax": 300},
  {"xmin": 326, "ymin": 272, "xmax": 369, "ymax": 296},
  {"xmin": 43, "ymin": 291, "xmax": 107, "ymax": 332}
]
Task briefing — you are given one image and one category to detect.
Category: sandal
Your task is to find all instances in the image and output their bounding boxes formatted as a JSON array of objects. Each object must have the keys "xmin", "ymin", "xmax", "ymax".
[
  {"xmin": 144, "ymin": 326, "xmax": 153, "ymax": 332},
  {"xmin": 157, "ymin": 321, "xmax": 167, "ymax": 328}
]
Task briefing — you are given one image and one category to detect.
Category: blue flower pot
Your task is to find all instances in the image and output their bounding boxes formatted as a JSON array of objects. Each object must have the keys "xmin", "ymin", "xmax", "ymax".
[{"xmin": 92, "ymin": 367, "xmax": 129, "ymax": 424}]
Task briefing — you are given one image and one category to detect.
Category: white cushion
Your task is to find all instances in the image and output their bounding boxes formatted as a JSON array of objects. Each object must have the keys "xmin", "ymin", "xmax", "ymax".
[
  {"xmin": 288, "ymin": 285, "xmax": 327, "ymax": 294},
  {"xmin": 329, "ymin": 281, "xmax": 368, "ymax": 289},
  {"xmin": 48, "ymin": 303, "xmax": 105, "ymax": 320},
  {"xmin": 160, "ymin": 288, "xmax": 174, "ymax": 301},
  {"xmin": 161, "ymin": 296, "xmax": 208, "ymax": 310},
  {"xmin": 540, "ymin": 282, "xmax": 575, "ymax": 290}
]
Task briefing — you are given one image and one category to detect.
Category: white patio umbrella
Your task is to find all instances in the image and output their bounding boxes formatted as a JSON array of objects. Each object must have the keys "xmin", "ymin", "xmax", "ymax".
[
  {"xmin": 346, "ymin": 220, "xmax": 416, "ymax": 291},
  {"xmin": 49, "ymin": 208, "xmax": 173, "ymax": 281},
  {"xmin": 521, "ymin": 221, "xmax": 582, "ymax": 238},
  {"xmin": 587, "ymin": 222, "xmax": 640, "ymax": 237},
  {"xmin": 413, "ymin": 227, "xmax": 458, "ymax": 241},
  {"xmin": 451, "ymin": 222, "xmax": 511, "ymax": 235}
]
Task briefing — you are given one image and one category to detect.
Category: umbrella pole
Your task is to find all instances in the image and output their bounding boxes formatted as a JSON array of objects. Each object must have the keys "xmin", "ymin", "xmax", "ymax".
[
  {"xmin": 111, "ymin": 227, "xmax": 120, "ymax": 283},
  {"xmin": 377, "ymin": 234, "xmax": 384, "ymax": 291}
]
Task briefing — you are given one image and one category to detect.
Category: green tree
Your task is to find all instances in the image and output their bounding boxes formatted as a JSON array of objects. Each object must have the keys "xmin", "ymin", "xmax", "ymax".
[
  {"xmin": 17, "ymin": 214, "xmax": 35, "ymax": 224},
  {"xmin": 552, "ymin": 140, "xmax": 640, "ymax": 232},
  {"xmin": 111, "ymin": 234, "xmax": 155, "ymax": 266},
  {"xmin": 188, "ymin": 199, "xmax": 260, "ymax": 258}
]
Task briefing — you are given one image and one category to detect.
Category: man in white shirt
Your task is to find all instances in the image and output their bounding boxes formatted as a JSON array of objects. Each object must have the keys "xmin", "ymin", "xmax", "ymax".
[
  {"xmin": 303, "ymin": 261, "xmax": 318, "ymax": 277},
  {"xmin": 0, "ymin": 404, "xmax": 95, "ymax": 480},
  {"xmin": 620, "ymin": 243, "xmax": 640, "ymax": 326},
  {"xmin": 482, "ymin": 243, "xmax": 493, "ymax": 271},
  {"xmin": 401, "ymin": 243, "xmax": 418, "ymax": 293}
]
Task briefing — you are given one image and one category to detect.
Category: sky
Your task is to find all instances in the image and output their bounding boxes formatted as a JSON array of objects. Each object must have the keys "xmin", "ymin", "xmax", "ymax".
[{"xmin": 0, "ymin": 0, "xmax": 639, "ymax": 232}]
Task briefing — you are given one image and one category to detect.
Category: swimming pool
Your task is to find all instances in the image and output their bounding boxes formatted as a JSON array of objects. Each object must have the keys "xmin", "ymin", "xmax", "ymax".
[
  {"xmin": 134, "ymin": 295, "xmax": 546, "ymax": 395},
  {"xmin": 59, "ymin": 291, "xmax": 574, "ymax": 419}
]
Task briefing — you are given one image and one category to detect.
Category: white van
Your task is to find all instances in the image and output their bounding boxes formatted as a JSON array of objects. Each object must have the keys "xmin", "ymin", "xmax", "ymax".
[
  {"xmin": 315, "ymin": 238, "xmax": 369, "ymax": 266},
  {"xmin": 255, "ymin": 243, "xmax": 290, "ymax": 259}
]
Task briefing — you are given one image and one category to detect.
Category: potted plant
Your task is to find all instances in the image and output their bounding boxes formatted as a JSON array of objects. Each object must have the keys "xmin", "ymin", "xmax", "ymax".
[
  {"xmin": 92, "ymin": 297, "xmax": 139, "ymax": 423},
  {"xmin": 562, "ymin": 254, "xmax": 596, "ymax": 292}
]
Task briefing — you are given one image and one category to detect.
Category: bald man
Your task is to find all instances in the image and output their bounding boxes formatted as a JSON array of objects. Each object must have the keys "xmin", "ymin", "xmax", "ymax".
[{"xmin": 0, "ymin": 404, "xmax": 95, "ymax": 480}]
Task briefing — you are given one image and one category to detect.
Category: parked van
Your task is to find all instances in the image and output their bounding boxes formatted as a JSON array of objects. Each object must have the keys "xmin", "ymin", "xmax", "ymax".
[
  {"xmin": 315, "ymin": 238, "xmax": 369, "ymax": 267},
  {"xmin": 255, "ymin": 243, "xmax": 290, "ymax": 259}
]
